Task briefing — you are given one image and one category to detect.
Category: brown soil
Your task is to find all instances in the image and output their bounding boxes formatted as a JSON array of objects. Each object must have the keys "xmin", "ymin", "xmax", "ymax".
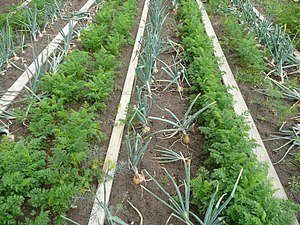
[
  {"xmin": 0, "ymin": 0, "xmax": 21, "ymax": 14},
  {"xmin": 208, "ymin": 12, "xmax": 300, "ymax": 214},
  {"xmin": 0, "ymin": 0, "xmax": 86, "ymax": 94},
  {"xmin": 104, "ymin": 5, "xmax": 206, "ymax": 225}
]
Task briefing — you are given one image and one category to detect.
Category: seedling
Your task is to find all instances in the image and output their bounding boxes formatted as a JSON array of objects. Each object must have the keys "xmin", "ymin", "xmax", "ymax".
[
  {"xmin": 149, "ymin": 94, "xmax": 216, "ymax": 144},
  {"xmin": 126, "ymin": 131, "xmax": 152, "ymax": 185}
]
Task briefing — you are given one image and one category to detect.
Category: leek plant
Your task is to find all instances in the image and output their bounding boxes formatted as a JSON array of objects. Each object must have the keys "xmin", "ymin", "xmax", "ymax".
[
  {"xmin": 126, "ymin": 131, "xmax": 152, "ymax": 185},
  {"xmin": 142, "ymin": 152, "xmax": 243, "ymax": 225},
  {"xmin": 149, "ymin": 93, "xmax": 216, "ymax": 144},
  {"xmin": 265, "ymin": 122, "xmax": 300, "ymax": 164}
]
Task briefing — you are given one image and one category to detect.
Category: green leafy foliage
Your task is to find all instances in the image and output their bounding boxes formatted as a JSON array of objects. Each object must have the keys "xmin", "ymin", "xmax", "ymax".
[
  {"xmin": 0, "ymin": 0, "xmax": 137, "ymax": 223},
  {"xmin": 221, "ymin": 15, "xmax": 267, "ymax": 84},
  {"xmin": 82, "ymin": 0, "xmax": 136, "ymax": 54},
  {"xmin": 256, "ymin": 0, "xmax": 300, "ymax": 49},
  {"xmin": 178, "ymin": 0, "xmax": 299, "ymax": 224}
]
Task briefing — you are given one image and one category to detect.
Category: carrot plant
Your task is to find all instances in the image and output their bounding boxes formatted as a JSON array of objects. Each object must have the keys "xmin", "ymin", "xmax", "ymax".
[
  {"xmin": 0, "ymin": 0, "xmax": 137, "ymax": 223},
  {"xmin": 178, "ymin": 0, "xmax": 299, "ymax": 224}
]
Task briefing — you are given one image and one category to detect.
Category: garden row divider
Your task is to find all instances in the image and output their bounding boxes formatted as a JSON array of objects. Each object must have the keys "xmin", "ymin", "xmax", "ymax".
[
  {"xmin": 196, "ymin": 2, "xmax": 299, "ymax": 224},
  {"xmin": 250, "ymin": 3, "xmax": 300, "ymax": 59},
  {"xmin": 0, "ymin": 0, "xmax": 97, "ymax": 115},
  {"xmin": 87, "ymin": 0, "xmax": 150, "ymax": 224}
]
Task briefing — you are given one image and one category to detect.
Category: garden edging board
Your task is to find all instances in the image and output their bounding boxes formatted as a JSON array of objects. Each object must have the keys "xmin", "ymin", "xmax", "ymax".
[
  {"xmin": 87, "ymin": 0, "xmax": 150, "ymax": 224},
  {"xmin": 0, "ymin": 0, "xmax": 97, "ymax": 114},
  {"xmin": 196, "ymin": 1, "xmax": 299, "ymax": 224}
]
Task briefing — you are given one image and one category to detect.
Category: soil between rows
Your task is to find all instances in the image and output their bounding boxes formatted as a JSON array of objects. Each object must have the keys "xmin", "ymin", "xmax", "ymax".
[
  {"xmin": 0, "ymin": 0, "xmax": 21, "ymax": 14},
  {"xmin": 106, "ymin": 4, "xmax": 207, "ymax": 225},
  {"xmin": 207, "ymin": 11, "xmax": 300, "ymax": 214},
  {"xmin": 0, "ymin": 0, "xmax": 86, "ymax": 94}
]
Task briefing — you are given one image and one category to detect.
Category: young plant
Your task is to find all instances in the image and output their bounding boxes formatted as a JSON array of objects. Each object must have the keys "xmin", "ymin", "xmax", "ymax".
[
  {"xmin": 149, "ymin": 94, "xmax": 216, "ymax": 144},
  {"xmin": 142, "ymin": 152, "xmax": 243, "ymax": 225},
  {"xmin": 265, "ymin": 122, "xmax": 300, "ymax": 164},
  {"xmin": 126, "ymin": 131, "xmax": 152, "ymax": 185}
]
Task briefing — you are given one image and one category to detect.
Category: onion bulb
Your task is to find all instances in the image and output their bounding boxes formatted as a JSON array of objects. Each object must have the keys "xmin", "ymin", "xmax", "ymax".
[
  {"xmin": 133, "ymin": 173, "xmax": 144, "ymax": 185},
  {"xmin": 177, "ymin": 85, "xmax": 183, "ymax": 93},
  {"xmin": 182, "ymin": 134, "xmax": 190, "ymax": 145},
  {"xmin": 142, "ymin": 124, "xmax": 151, "ymax": 133}
]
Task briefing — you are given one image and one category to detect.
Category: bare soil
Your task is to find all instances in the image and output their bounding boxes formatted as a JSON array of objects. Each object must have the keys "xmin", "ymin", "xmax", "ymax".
[
  {"xmin": 0, "ymin": 0, "xmax": 21, "ymax": 14},
  {"xmin": 208, "ymin": 12, "xmax": 300, "ymax": 215}
]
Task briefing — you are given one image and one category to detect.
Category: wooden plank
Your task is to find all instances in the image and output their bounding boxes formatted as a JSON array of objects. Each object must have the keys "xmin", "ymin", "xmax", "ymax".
[
  {"xmin": 0, "ymin": 0, "xmax": 97, "ymax": 114},
  {"xmin": 196, "ymin": 3, "xmax": 299, "ymax": 225},
  {"xmin": 87, "ymin": 0, "xmax": 150, "ymax": 224}
]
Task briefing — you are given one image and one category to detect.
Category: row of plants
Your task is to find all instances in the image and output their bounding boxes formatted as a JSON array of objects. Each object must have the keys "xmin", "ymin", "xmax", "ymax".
[
  {"xmin": 177, "ymin": 0, "xmax": 299, "ymax": 224},
  {"xmin": 207, "ymin": 1, "xmax": 300, "ymax": 197},
  {"xmin": 92, "ymin": 0, "xmax": 246, "ymax": 223},
  {"xmin": 220, "ymin": 0, "xmax": 300, "ymax": 82},
  {"xmin": 206, "ymin": 0, "xmax": 300, "ymax": 192},
  {"xmin": 0, "ymin": 0, "xmax": 137, "ymax": 223},
  {"xmin": 255, "ymin": 0, "xmax": 300, "ymax": 49},
  {"xmin": 0, "ymin": 0, "xmax": 87, "ymax": 75}
]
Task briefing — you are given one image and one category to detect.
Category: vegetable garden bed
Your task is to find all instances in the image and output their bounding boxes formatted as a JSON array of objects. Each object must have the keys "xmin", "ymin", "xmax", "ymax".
[
  {"xmin": 203, "ymin": 0, "xmax": 300, "ymax": 221},
  {"xmin": 0, "ymin": 0, "xmax": 299, "ymax": 224}
]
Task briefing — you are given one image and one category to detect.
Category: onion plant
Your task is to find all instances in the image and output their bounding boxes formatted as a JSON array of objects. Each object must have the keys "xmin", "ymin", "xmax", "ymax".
[
  {"xmin": 268, "ymin": 78, "xmax": 300, "ymax": 103},
  {"xmin": 153, "ymin": 146, "xmax": 188, "ymax": 163},
  {"xmin": 47, "ymin": 48, "xmax": 65, "ymax": 74},
  {"xmin": 0, "ymin": 21, "xmax": 15, "ymax": 71},
  {"xmin": 149, "ymin": 93, "xmax": 216, "ymax": 144},
  {"xmin": 159, "ymin": 56, "xmax": 189, "ymax": 98},
  {"xmin": 19, "ymin": 5, "xmax": 42, "ymax": 41},
  {"xmin": 142, "ymin": 152, "xmax": 243, "ymax": 225},
  {"xmin": 231, "ymin": 0, "xmax": 300, "ymax": 81},
  {"xmin": 265, "ymin": 122, "xmax": 300, "ymax": 164},
  {"xmin": 44, "ymin": 0, "xmax": 63, "ymax": 28},
  {"xmin": 126, "ymin": 131, "xmax": 152, "ymax": 185},
  {"xmin": 136, "ymin": 0, "xmax": 166, "ymax": 94},
  {"xmin": 59, "ymin": 21, "xmax": 75, "ymax": 53},
  {"xmin": 129, "ymin": 86, "xmax": 153, "ymax": 133}
]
